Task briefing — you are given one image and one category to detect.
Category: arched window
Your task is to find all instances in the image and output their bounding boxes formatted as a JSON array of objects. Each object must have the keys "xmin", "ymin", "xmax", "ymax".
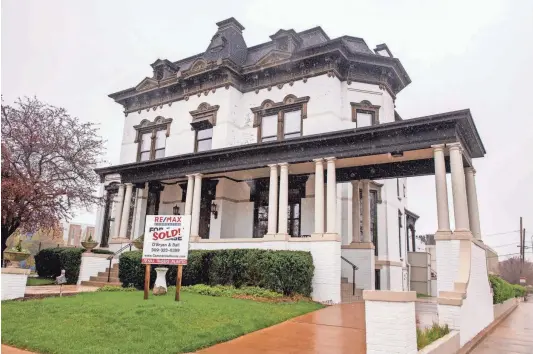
[{"xmin": 133, "ymin": 116, "xmax": 172, "ymax": 161}]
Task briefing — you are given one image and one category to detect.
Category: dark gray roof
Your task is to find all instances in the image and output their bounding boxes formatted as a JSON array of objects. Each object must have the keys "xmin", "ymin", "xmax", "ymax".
[{"xmin": 172, "ymin": 18, "xmax": 376, "ymax": 69}]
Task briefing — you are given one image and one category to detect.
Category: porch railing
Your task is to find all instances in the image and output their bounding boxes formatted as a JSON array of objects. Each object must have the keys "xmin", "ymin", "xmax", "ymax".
[
  {"xmin": 106, "ymin": 243, "xmax": 133, "ymax": 283},
  {"xmin": 341, "ymin": 256, "xmax": 358, "ymax": 295}
]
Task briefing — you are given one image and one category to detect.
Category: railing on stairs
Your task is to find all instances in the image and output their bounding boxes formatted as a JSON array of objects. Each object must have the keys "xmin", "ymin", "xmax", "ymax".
[
  {"xmin": 341, "ymin": 256, "xmax": 359, "ymax": 296},
  {"xmin": 106, "ymin": 243, "xmax": 133, "ymax": 283}
]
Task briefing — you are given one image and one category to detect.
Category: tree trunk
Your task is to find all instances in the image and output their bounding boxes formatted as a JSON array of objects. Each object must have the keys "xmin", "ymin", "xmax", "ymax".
[{"xmin": 1, "ymin": 224, "xmax": 16, "ymax": 264}]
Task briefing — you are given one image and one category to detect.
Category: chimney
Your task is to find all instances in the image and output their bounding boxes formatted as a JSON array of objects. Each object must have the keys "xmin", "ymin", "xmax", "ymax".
[{"xmin": 216, "ymin": 17, "xmax": 245, "ymax": 33}]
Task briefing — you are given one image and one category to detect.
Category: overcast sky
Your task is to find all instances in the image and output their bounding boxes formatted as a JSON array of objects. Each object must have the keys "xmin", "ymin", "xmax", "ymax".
[{"xmin": 2, "ymin": 0, "xmax": 532, "ymax": 260}]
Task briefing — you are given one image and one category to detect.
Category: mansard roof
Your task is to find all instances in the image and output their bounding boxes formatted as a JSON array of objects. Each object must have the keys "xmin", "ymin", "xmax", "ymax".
[{"xmin": 109, "ymin": 18, "xmax": 411, "ymax": 113}]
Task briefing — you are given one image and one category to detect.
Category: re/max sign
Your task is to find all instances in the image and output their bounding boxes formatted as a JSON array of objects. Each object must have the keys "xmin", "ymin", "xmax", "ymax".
[{"xmin": 148, "ymin": 227, "xmax": 183, "ymax": 241}]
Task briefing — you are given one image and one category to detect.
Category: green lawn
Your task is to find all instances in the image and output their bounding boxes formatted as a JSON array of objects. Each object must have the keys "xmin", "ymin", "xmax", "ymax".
[
  {"xmin": 26, "ymin": 277, "xmax": 55, "ymax": 286},
  {"xmin": 2, "ymin": 290, "xmax": 323, "ymax": 354}
]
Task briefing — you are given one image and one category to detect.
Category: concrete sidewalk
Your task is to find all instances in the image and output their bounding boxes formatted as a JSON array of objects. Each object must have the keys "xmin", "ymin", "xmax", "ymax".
[
  {"xmin": 24, "ymin": 285, "xmax": 99, "ymax": 298},
  {"xmin": 470, "ymin": 302, "xmax": 533, "ymax": 353},
  {"xmin": 199, "ymin": 302, "xmax": 366, "ymax": 354}
]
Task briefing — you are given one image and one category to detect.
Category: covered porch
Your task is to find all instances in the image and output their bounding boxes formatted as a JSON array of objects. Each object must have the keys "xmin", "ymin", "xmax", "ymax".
[{"xmin": 94, "ymin": 109, "xmax": 486, "ymax": 303}]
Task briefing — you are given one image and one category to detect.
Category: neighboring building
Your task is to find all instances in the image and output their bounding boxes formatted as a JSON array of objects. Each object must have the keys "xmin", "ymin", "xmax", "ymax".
[
  {"xmin": 63, "ymin": 222, "xmax": 95, "ymax": 247},
  {"xmin": 93, "ymin": 18, "xmax": 487, "ymax": 303}
]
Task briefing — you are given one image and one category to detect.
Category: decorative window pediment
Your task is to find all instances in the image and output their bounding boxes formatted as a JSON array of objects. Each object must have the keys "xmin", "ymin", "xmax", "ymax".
[
  {"xmin": 351, "ymin": 100, "xmax": 380, "ymax": 127},
  {"xmin": 134, "ymin": 116, "xmax": 172, "ymax": 162},
  {"xmin": 252, "ymin": 94, "xmax": 309, "ymax": 127},
  {"xmin": 189, "ymin": 102, "xmax": 220, "ymax": 130}
]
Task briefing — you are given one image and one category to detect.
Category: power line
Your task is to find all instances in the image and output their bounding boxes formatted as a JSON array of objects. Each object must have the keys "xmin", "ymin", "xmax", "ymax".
[
  {"xmin": 486, "ymin": 251, "xmax": 532, "ymax": 259},
  {"xmin": 489, "ymin": 241, "xmax": 532, "ymax": 248},
  {"xmin": 482, "ymin": 230, "xmax": 520, "ymax": 238}
]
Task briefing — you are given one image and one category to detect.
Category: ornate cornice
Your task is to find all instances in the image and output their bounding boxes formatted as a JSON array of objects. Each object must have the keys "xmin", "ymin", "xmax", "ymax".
[
  {"xmin": 189, "ymin": 102, "xmax": 219, "ymax": 130},
  {"xmin": 110, "ymin": 42, "xmax": 409, "ymax": 115}
]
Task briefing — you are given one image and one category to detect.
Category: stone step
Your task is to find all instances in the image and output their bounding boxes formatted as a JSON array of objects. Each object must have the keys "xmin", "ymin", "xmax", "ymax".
[
  {"xmin": 97, "ymin": 271, "xmax": 119, "ymax": 277},
  {"xmin": 89, "ymin": 275, "xmax": 120, "ymax": 283},
  {"xmin": 81, "ymin": 280, "xmax": 122, "ymax": 287},
  {"xmin": 341, "ymin": 295, "xmax": 364, "ymax": 303}
]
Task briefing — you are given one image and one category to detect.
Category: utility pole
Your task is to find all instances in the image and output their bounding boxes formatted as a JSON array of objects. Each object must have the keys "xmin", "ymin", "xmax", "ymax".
[
  {"xmin": 523, "ymin": 228, "xmax": 526, "ymax": 262},
  {"xmin": 520, "ymin": 217, "xmax": 523, "ymax": 263}
]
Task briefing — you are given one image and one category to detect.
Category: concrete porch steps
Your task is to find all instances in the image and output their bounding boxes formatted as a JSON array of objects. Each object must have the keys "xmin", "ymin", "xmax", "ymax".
[
  {"xmin": 80, "ymin": 263, "xmax": 122, "ymax": 288},
  {"xmin": 341, "ymin": 281, "xmax": 363, "ymax": 303}
]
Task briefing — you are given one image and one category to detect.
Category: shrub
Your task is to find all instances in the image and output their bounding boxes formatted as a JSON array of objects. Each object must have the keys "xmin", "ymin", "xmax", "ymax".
[
  {"xmin": 182, "ymin": 284, "xmax": 283, "ymax": 299},
  {"xmin": 489, "ymin": 274, "xmax": 526, "ymax": 304},
  {"xmin": 97, "ymin": 285, "xmax": 137, "ymax": 292},
  {"xmin": 92, "ymin": 249, "xmax": 114, "ymax": 255},
  {"xmin": 118, "ymin": 249, "xmax": 314, "ymax": 296},
  {"xmin": 417, "ymin": 323, "xmax": 450, "ymax": 350},
  {"xmin": 34, "ymin": 247, "xmax": 84, "ymax": 284}
]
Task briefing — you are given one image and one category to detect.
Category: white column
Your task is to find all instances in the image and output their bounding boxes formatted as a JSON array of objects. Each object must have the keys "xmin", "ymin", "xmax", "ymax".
[
  {"xmin": 190, "ymin": 174, "xmax": 203, "ymax": 238},
  {"xmin": 184, "ymin": 175, "xmax": 195, "ymax": 215},
  {"xmin": 313, "ymin": 159, "xmax": 325, "ymax": 235},
  {"xmin": 277, "ymin": 163, "xmax": 289, "ymax": 236},
  {"xmin": 449, "ymin": 143, "xmax": 470, "ymax": 232},
  {"xmin": 465, "ymin": 167, "xmax": 481, "ymax": 239},
  {"xmin": 362, "ymin": 180, "xmax": 371, "ymax": 242},
  {"xmin": 432, "ymin": 145, "xmax": 451, "ymax": 232},
  {"xmin": 118, "ymin": 183, "xmax": 133, "ymax": 238},
  {"xmin": 325, "ymin": 157, "xmax": 337, "ymax": 234},
  {"xmin": 351, "ymin": 180, "xmax": 361, "ymax": 243},
  {"xmin": 112, "ymin": 184, "xmax": 125, "ymax": 237},
  {"xmin": 267, "ymin": 164, "xmax": 278, "ymax": 235}
]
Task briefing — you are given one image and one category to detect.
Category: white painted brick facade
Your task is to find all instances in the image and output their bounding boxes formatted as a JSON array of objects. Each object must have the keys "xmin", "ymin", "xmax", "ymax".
[
  {"xmin": 365, "ymin": 300, "xmax": 417, "ymax": 354},
  {"xmin": 416, "ymin": 301, "xmax": 439, "ymax": 329},
  {"xmin": 77, "ymin": 254, "xmax": 118, "ymax": 285},
  {"xmin": 341, "ymin": 248, "xmax": 374, "ymax": 290},
  {"xmin": 191, "ymin": 240, "xmax": 341, "ymax": 303},
  {"xmin": 458, "ymin": 243, "xmax": 493, "ymax": 345},
  {"xmin": 436, "ymin": 240, "xmax": 460, "ymax": 293},
  {"xmin": 389, "ymin": 266, "xmax": 404, "ymax": 291},
  {"xmin": 1, "ymin": 272, "xmax": 29, "ymax": 300}
]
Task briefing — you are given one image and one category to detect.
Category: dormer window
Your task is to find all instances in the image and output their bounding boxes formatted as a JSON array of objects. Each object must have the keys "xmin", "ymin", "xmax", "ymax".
[
  {"xmin": 134, "ymin": 117, "xmax": 172, "ymax": 162},
  {"xmin": 351, "ymin": 100, "xmax": 380, "ymax": 128},
  {"xmin": 252, "ymin": 95, "xmax": 309, "ymax": 143}
]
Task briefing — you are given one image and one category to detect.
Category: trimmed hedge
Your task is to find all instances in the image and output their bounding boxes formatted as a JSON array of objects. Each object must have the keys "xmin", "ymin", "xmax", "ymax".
[
  {"xmin": 34, "ymin": 247, "xmax": 85, "ymax": 284},
  {"xmin": 489, "ymin": 274, "xmax": 527, "ymax": 304},
  {"xmin": 119, "ymin": 249, "xmax": 314, "ymax": 296},
  {"xmin": 92, "ymin": 249, "xmax": 114, "ymax": 255}
]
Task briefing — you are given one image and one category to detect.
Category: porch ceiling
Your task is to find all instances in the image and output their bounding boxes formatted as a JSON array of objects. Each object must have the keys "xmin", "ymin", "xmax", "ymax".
[{"xmin": 95, "ymin": 109, "xmax": 484, "ymax": 184}]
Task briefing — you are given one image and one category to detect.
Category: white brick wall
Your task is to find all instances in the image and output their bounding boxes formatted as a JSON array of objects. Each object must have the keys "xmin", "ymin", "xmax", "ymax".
[
  {"xmin": 365, "ymin": 300, "xmax": 417, "ymax": 354},
  {"xmin": 458, "ymin": 243, "xmax": 493, "ymax": 345},
  {"xmin": 191, "ymin": 239, "xmax": 341, "ymax": 303},
  {"xmin": 436, "ymin": 240, "xmax": 460, "ymax": 293},
  {"xmin": 389, "ymin": 266, "xmax": 404, "ymax": 291},
  {"xmin": 341, "ymin": 248, "xmax": 374, "ymax": 290},
  {"xmin": 77, "ymin": 254, "xmax": 118, "ymax": 284},
  {"xmin": 1, "ymin": 270, "xmax": 29, "ymax": 300},
  {"xmin": 416, "ymin": 301, "xmax": 439, "ymax": 329}
]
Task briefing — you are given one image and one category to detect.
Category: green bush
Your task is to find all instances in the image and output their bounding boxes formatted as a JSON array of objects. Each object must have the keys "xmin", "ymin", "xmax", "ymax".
[
  {"xmin": 489, "ymin": 274, "xmax": 526, "ymax": 304},
  {"xmin": 91, "ymin": 249, "xmax": 114, "ymax": 255},
  {"xmin": 34, "ymin": 247, "xmax": 85, "ymax": 284},
  {"xmin": 97, "ymin": 285, "xmax": 137, "ymax": 292},
  {"xmin": 417, "ymin": 323, "xmax": 450, "ymax": 350},
  {"xmin": 118, "ymin": 249, "xmax": 314, "ymax": 296},
  {"xmin": 182, "ymin": 284, "xmax": 283, "ymax": 298}
]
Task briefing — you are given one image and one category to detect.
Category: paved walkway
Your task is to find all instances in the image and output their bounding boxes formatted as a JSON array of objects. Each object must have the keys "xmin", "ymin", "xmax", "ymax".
[
  {"xmin": 1, "ymin": 345, "xmax": 36, "ymax": 354},
  {"xmin": 471, "ymin": 302, "xmax": 533, "ymax": 353},
  {"xmin": 24, "ymin": 285, "xmax": 99, "ymax": 298},
  {"xmin": 199, "ymin": 302, "xmax": 366, "ymax": 354}
]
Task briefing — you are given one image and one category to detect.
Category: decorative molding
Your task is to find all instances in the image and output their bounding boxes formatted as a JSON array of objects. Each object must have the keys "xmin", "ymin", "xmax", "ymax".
[
  {"xmin": 189, "ymin": 102, "xmax": 220, "ymax": 130},
  {"xmin": 351, "ymin": 100, "xmax": 381, "ymax": 125},
  {"xmin": 133, "ymin": 116, "xmax": 173, "ymax": 142},
  {"xmin": 251, "ymin": 94, "xmax": 310, "ymax": 128}
]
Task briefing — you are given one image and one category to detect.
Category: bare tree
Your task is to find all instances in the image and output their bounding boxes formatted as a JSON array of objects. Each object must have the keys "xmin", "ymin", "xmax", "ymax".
[{"xmin": 499, "ymin": 257, "xmax": 533, "ymax": 285}]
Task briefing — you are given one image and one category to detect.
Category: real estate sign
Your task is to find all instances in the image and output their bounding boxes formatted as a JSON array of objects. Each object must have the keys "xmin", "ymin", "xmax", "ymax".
[{"xmin": 142, "ymin": 215, "xmax": 191, "ymax": 265}]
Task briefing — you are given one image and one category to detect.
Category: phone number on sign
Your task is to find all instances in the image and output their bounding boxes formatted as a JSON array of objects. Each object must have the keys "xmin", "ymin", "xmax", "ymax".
[{"xmin": 141, "ymin": 258, "xmax": 188, "ymax": 265}]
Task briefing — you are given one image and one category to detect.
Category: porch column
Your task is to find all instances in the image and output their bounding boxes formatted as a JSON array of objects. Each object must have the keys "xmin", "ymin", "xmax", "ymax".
[
  {"xmin": 313, "ymin": 158, "xmax": 325, "ymax": 235},
  {"xmin": 267, "ymin": 164, "xmax": 279, "ymax": 235},
  {"xmin": 277, "ymin": 163, "xmax": 289, "ymax": 236},
  {"xmin": 351, "ymin": 180, "xmax": 361, "ymax": 243},
  {"xmin": 184, "ymin": 174, "xmax": 195, "ymax": 215},
  {"xmin": 325, "ymin": 157, "xmax": 336, "ymax": 234},
  {"xmin": 190, "ymin": 174, "xmax": 203, "ymax": 238},
  {"xmin": 112, "ymin": 184, "xmax": 125, "ymax": 237},
  {"xmin": 362, "ymin": 180, "xmax": 371, "ymax": 242},
  {"xmin": 432, "ymin": 144, "xmax": 451, "ymax": 233},
  {"xmin": 465, "ymin": 167, "xmax": 482, "ymax": 239},
  {"xmin": 118, "ymin": 183, "xmax": 134, "ymax": 238},
  {"xmin": 449, "ymin": 143, "xmax": 470, "ymax": 233}
]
